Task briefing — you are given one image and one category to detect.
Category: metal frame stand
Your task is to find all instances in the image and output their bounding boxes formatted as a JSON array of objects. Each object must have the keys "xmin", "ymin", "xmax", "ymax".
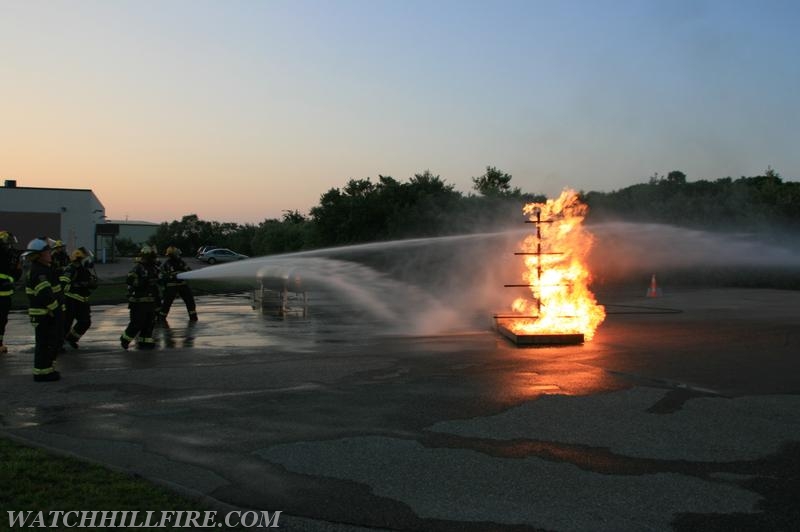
[{"xmin": 252, "ymin": 280, "xmax": 308, "ymax": 317}]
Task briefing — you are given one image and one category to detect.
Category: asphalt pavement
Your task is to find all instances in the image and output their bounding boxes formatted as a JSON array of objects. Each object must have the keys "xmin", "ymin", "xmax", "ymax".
[{"xmin": 0, "ymin": 286, "xmax": 798, "ymax": 531}]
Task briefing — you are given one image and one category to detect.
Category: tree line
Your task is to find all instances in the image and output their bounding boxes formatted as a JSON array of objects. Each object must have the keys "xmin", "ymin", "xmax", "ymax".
[
  {"xmin": 148, "ymin": 166, "xmax": 799, "ymax": 257},
  {"xmin": 584, "ymin": 167, "xmax": 800, "ymax": 231},
  {"xmin": 149, "ymin": 167, "xmax": 543, "ymax": 256}
]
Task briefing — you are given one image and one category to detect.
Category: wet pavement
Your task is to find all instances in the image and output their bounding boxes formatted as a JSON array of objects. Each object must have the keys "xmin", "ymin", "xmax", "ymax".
[{"xmin": 0, "ymin": 287, "xmax": 799, "ymax": 531}]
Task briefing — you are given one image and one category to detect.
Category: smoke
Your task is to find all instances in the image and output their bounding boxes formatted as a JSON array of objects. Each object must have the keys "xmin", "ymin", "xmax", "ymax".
[{"xmin": 588, "ymin": 221, "xmax": 800, "ymax": 284}]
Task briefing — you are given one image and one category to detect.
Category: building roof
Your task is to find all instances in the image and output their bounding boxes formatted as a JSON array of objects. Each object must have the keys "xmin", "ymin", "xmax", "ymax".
[
  {"xmin": 106, "ymin": 219, "xmax": 160, "ymax": 226},
  {"xmin": 1, "ymin": 184, "xmax": 94, "ymax": 193}
]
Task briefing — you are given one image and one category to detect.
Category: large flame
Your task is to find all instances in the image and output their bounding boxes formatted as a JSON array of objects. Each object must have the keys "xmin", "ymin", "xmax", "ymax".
[{"xmin": 507, "ymin": 189, "xmax": 605, "ymax": 340}]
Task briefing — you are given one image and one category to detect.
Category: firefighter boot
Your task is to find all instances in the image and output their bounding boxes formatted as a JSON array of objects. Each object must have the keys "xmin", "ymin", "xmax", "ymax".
[{"xmin": 33, "ymin": 371, "xmax": 61, "ymax": 382}]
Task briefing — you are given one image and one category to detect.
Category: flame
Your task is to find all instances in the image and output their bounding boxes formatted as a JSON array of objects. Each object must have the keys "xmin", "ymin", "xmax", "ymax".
[{"xmin": 507, "ymin": 189, "xmax": 605, "ymax": 340}]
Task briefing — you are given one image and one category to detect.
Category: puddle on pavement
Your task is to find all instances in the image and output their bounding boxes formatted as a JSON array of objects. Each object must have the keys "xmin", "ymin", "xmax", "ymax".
[{"xmin": 2, "ymin": 291, "xmax": 409, "ymax": 357}]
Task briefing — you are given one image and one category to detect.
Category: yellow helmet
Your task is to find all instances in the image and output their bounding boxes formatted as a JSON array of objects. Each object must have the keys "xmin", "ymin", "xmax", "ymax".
[
  {"xmin": 70, "ymin": 248, "xmax": 87, "ymax": 262},
  {"xmin": 71, "ymin": 247, "xmax": 94, "ymax": 265},
  {"xmin": 0, "ymin": 230, "xmax": 12, "ymax": 245},
  {"xmin": 52, "ymin": 239, "xmax": 64, "ymax": 249},
  {"xmin": 166, "ymin": 246, "xmax": 181, "ymax": 257}
]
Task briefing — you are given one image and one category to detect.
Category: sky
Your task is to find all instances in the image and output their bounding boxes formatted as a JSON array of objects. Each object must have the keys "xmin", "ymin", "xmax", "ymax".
[{"xmin": 1, "ymin": 0, "xmax": 798, "ymax": 224}]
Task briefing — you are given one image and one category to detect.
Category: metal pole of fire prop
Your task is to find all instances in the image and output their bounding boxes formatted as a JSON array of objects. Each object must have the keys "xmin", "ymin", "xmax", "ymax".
[{"xmin": 494, "ymin": 207, "xmax": 585, "ymax": 346}]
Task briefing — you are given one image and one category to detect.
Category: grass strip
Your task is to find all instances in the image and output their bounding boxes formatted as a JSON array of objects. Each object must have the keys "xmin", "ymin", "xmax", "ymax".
[{"xmin": 0, "ymin": 438, "xmax": 243, "ymax": 531}]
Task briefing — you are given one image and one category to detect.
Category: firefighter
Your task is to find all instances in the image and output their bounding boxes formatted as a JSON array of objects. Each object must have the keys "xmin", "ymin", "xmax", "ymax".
[
  {"xmin": 120, "ymin": 245, "xmax": 160, "ymax": 350},
  {"xmin": 23, "ymin": 238, "xmax": 63, "ymax": 381},
  {"xmin": 0, "ymin": 231, "xmax": 23, "ymax": 354},
  {"xmin": 49, "ymin": 239, "xmax": 70, "ymax": 351},
  {"xmin": 61, "ymin": 247, "xmax": 98, "ymax": 349},
  {"xmin": 50, "ymin": 239, "xmax": 69, "ymax": 275},
  {"xmin": 152, "ymin": 245, "xmax": 163, "ymax": 315},
  {"xmin": 159, "ymin": 246, "xmax": 198, "ymax": 321}
]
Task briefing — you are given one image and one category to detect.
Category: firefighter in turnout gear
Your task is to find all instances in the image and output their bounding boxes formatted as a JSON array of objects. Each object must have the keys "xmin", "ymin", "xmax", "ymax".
[
  {"xmin": 23, "ymin": 238, "xmax": 63, "ymax": 381},
  {"xmin": 50, "ymin": 239, "xmax": 69, "ymax": 351},
  {"xmin": 50, "ymin": 239, "xmax": 69, "ymax": 276},
  {"xmin": 120, "ymin": 245, "xmax": 160, "ymax": 350},
  {"xmin": 0, "ymin": 231, "xmax": 23, "ymax": 354},
  {"xmin": 159, "ymin": 246, "xmax": 198, "ymax": 321},
  {"xmin": 61, "ymin": 247, "xmax": 98, "ymax": 349}
]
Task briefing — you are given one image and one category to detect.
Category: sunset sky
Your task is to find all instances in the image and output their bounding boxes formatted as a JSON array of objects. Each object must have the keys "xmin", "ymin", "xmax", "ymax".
[{"xmin": 2, "ymin": 0, "xmax": 798, "ymax": 224}]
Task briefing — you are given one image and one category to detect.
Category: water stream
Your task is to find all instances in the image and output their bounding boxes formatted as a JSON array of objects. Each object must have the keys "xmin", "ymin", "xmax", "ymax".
[{"xmin": 179, "ymin": 223, "xmax": 800, "ymax": 334}]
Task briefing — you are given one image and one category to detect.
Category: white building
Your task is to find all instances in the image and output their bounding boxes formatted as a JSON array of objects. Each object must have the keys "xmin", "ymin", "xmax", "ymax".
[
  {"xmin": 0, "ymin": 180, "xmax": 106, "ymax": 253},
  {"xmin": 106, "ymin": 219, "xmax": 160, "ymax": 246}
]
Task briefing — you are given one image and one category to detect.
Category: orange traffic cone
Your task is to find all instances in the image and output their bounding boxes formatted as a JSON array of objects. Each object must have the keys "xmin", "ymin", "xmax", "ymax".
[{"xmin": 646, "ymin": 274, "xmax": 661, "ymax": 297}]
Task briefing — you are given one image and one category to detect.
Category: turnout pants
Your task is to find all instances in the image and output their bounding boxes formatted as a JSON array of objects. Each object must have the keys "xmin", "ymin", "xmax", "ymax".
[
  {"xmin": 64, "ymin": 298, "xmax": 92, "ymax": 342},
  {"xmin": 122, "ymin": 302, "xmax": 157, "ymax": 348},
  {"xmin": 160, "ymin": 284, "xmax": 197, "ymax": 319},
  {"xmin": 0, "ymin": 296, "xmax": 10, "ymax": 346},
  {"xmin": 32, "ymin": 314, "xmax": 60, "ymax": 374}
]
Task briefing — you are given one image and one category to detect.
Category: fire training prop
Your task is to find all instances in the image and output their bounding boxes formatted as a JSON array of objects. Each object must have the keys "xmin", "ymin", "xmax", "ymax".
[{"xmin": 494, "ymin": 189, "xmax": 605, "ymax": 346}]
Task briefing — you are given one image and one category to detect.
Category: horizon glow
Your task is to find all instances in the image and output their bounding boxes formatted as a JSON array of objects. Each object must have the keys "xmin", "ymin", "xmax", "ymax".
[{"xmin": 1, "ymin": 0, "xmax": 798, "ymax": 224}]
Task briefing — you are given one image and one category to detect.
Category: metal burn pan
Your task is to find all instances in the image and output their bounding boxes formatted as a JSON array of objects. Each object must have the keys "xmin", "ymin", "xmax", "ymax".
[{"xmin": 494, "ymin": 321, "xmax": 584, "ymax": 347}]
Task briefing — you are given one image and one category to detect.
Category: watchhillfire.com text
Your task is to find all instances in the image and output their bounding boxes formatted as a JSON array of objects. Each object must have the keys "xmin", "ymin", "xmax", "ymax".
[{"xmin": 7, "ymin": 510, "xmax": 281, "ymax": 528}]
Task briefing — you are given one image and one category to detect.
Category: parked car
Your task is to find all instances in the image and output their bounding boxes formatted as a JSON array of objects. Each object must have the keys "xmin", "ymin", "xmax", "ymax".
[
  {"xmin": 198, "ymin": 248, "xmax": 249, "ymax": 264},
  {"xmin": 196, "ymin": 245, "xmax": 219, "ymax": 258}
]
